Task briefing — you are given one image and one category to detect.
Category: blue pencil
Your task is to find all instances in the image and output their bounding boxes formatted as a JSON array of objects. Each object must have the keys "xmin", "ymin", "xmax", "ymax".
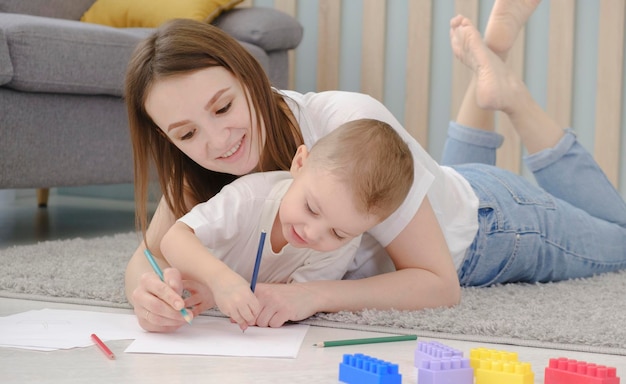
[
  {"xmin": 250, "ymin": 231, "xmax": 266, "ymax": 292},
  {"xmin": 143, "ymin": 249, "xmax": 193, "ymax": 324}
]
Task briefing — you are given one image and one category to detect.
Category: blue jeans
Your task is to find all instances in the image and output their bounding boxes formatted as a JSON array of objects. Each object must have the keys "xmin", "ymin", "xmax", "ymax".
[{"xmin": 442, "ymin": 122, "xmax": 626, "ymax": 287}]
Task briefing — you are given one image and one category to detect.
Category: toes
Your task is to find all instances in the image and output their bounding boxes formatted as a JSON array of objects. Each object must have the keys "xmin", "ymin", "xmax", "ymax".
[{"xmin": 450, "ymin": 14, "xmax": 464, "ymax": 28}]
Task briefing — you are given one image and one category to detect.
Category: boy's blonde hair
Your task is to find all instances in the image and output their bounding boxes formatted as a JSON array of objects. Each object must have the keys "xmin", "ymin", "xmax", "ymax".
[{"xmin": 308, "ymin": 119, "xmax": 414, "ymax": 221}]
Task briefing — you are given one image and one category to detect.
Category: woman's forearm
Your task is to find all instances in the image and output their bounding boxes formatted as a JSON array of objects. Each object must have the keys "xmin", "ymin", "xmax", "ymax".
[
  {"xmin": 315, "ymin": 196, "xmax": 461, "ymax": 311},
  {"xmin": 124, "ymin": 250, "xmax": 145, "ymax": 305},
  {"xmin": 125, "ymin": 196, "xmax": 180, "ymax": 305},
  {"xmin": 302, "ymin": 268, "xmax": 460, "ymax": 314}
]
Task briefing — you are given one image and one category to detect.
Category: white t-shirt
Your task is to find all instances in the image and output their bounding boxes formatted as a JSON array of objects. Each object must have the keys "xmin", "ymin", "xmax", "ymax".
[
  {"xmin": 178, "ymin": 171, "xmax": 361, "ymax": 283},
  {"xmin": 281, "ymin": 90, "xmax": 479, "ymax": 270}
]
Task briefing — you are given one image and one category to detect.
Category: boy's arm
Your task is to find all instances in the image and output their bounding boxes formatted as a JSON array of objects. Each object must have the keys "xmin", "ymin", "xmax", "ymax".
[{"xmin": 161, "ymin": 221, "xmax": 261, "ymax": 330}]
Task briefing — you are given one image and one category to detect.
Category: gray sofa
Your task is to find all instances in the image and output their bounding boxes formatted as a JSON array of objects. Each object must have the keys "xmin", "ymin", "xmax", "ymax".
[{"xmin": 0, "ymin": 0, "xmax": 303, "ymax": 203}]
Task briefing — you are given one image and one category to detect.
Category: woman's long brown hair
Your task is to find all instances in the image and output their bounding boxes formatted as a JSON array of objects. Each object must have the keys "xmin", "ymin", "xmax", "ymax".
[{"xmin": 125, "ymin": 19, "xmax": 303, "ymax": 239}]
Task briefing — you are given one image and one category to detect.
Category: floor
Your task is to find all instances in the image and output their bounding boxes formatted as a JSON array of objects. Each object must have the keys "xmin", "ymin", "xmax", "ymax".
[
  {"xmin": 0, "ymin": 190, "xmax": 140, "ymax": 249},
  {"xmin": 1, "ymin": 191, "xmax": 625, "ymax": 383}
]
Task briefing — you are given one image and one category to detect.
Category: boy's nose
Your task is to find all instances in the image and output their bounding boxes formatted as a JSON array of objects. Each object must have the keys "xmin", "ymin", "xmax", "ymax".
[{"xmin": 303, "ymin": 224, "xmax": 323, "ymax": 243}]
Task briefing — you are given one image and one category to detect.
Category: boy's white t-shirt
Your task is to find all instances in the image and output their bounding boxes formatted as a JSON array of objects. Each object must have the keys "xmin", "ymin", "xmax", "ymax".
[
  {"xmin": 281, "ymin": 90, "xmax": 479, "ymax": 271},
  {"xmin": 178, "ymin": 171, "xmax": 361, "ymax": 283}
]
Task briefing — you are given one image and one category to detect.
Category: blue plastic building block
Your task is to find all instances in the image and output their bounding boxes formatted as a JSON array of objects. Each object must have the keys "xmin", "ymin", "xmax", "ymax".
[
  {"xmin": 414, "ymin": 341, "xmax": 464, "ymax": 368},
  {"xmin": 338, "ymin": 353, "xmax": 402, "ymax": 384},
  {"xmin": 418, "ymin": 357, "xmax": 474, "ymax": 384}
]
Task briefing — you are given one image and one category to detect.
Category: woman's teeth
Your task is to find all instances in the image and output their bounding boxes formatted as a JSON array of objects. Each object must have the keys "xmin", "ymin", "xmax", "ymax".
[{"xmin": 221, "ymin": 139, "xmax": 242, "ymax": 158}]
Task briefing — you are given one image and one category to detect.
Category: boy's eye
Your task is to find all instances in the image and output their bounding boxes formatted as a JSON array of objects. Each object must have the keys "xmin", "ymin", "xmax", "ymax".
[
  {"xmin": 332, "ymin": 230, "xmax": 346, "ymax": 240},
  {"xmin": 216, "ymin": 102, "xmax": 232, "ymax": 114},
  {"xmin": 306, "ymin": 203, "xmax": 317, "ymax": 215}
]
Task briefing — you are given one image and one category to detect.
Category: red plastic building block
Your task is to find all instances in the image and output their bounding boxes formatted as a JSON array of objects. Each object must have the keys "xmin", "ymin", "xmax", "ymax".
[
  {"xmin": 414, "ymin": 341, "xmax": 464, "ymax": 368},
  {"xmin": 338, "ymin": 353, "xmax": 401, "ymax": 384},
  {"xmin": 418, "ymin": 357, "xmax": 474, "ymax": 384},
  {"xmin": 545, "ymin": 358, "xmax": 620, "ymax": 384}
]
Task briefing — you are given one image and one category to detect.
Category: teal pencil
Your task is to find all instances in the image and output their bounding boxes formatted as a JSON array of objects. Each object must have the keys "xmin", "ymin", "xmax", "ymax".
[
  {"xmin": 313, "ymin": 334, "xmax": 417, "ymax": 347},
  {"xmin": 143, "ymin": 249, "xmax": 193, "ymax": 324}
]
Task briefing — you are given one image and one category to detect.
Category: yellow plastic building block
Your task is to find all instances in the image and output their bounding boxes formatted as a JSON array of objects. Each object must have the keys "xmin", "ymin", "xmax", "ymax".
[
  {"xmin": 469, "ymin": 347, "xmax": 519, "ymax": 368},
  {"xmin": 470, "ymin": 347, "xmax": 534, "ymax": 384}
]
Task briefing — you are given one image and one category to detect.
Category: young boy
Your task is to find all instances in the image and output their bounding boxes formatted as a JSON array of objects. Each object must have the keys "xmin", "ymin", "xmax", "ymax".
[{"xmin": 159, "ymin": 118, "xmax": 414, "ymax": 330}]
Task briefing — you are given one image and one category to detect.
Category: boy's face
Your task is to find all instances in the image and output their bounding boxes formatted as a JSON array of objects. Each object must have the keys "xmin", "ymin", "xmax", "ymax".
[{"xmin": 279, "ymin": 147, "xmax": 380, "ymax": 252}]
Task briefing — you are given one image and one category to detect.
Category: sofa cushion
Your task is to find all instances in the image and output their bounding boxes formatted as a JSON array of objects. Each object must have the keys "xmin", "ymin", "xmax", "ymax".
[
  {"xmin": 81, "ymin": 0, "xmax": 242, "ymax": 28},
  {"xmin": 0, "ymin": 0, "xmax": 97, "ymax": 20},
  {"xmin": 0, "ymin": 13, "xmax": 151, "ymax": 96},
  {"xmin": 0, "ymin": 13, "xmax": 270, "ymax": 97},
  {"xmin": 213, "ymin": 7, "xmax": 303, "ymax": 52}
]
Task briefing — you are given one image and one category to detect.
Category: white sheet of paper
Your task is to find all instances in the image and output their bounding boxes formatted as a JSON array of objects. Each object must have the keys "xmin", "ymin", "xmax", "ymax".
[
  {"xmin": 1, "ymin": 309, "xmax": 309, "ymax": 358},
  {"xmin": 0, "ymin": 309, "xmax": 142, "ymax": 350},
  {"xmin": 0, "ymin": 344, "xmax": 57, "ymax": 351},
  {"xmin": 125, "ymin": 316, "xmax": 309, "ymax": 358}
]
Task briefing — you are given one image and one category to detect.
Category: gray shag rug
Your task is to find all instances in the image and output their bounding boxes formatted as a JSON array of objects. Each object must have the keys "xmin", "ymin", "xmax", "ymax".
[{"xmin": 2, "ymin": 232, "xmax": 626, "ymax": 355}]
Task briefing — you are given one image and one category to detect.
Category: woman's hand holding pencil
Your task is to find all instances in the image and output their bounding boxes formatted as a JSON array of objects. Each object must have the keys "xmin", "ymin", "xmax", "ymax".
[
  {"xmin": 143, "ymin": 249, "xmax": 194, "ymax": 325},
  {"xmin": 133, "ymin": 266, "xmax": 216, "ymax": 333}
]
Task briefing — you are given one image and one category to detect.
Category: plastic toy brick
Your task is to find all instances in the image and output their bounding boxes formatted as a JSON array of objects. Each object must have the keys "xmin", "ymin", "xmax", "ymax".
[
  {"xmin": 474, "ymin": 358, "xmax": 534, "ymax": 384},
  {"xmin": 469, "ymin": 347, "xmax": 519, "ymax": 369},
  {"xmin": 338, "ymin": 353, "xmax": 401, "ymax": 384},
  {"xmin": 417, "ymin": 357, "xmax": 474, "ymax": 384},
  {"xmin": 545, "ymin": 357, "xmax": 620, "ymax": 384},
  {"xmin": 414, "ymin": 341, "xmax": 464, "ymax": 368},
  {"xmin": 469, "ymin": 347, "xmax": 533, "ymax": 384}
]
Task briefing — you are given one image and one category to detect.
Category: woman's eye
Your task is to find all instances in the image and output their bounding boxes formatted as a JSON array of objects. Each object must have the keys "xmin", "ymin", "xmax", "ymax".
[
  {"xmin": 180, "ymin": 130, "xmax": 195, "ymax": 140},
  {"xmin": 216, "ymin": 102, "xmax": 232, "ymax": 114}
]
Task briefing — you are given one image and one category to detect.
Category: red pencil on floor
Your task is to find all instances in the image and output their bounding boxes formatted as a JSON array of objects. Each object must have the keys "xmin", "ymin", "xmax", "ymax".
[{"xmin": 91, "ymin": 333, "xmax": 115, "ymax": 360}]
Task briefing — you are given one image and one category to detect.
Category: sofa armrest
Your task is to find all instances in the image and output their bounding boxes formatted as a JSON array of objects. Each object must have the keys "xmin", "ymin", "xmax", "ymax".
[
  {"xmin": 0, "ymin": 0, "xmax": 96, "ymax": 20},
  {"xmin": 212, "ymin": 7, "xmax": 303, "ymax": 52}
]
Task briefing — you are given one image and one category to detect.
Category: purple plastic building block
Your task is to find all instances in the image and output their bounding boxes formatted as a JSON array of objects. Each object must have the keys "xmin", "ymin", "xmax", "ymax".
[
  {"xmin": 418, "ymin": 357, "xmax": 474, "ymax": 384},
  {"xmin": 414, "ymin": 341, "xmax": 464, "ymax": 368},
  {"xmin": 338, "ymin": 353, "xmax": 402, "ymax": 384}
]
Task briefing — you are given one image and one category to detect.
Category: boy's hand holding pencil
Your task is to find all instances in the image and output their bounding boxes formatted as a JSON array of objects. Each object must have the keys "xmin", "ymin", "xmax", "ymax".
[
  {"xmin": 213, "ymin": 231, "xmax": 266, "ymax": 331},
  {"xmin": 211, "ymin": 269, "xmax": 261, "ymax": 332}
]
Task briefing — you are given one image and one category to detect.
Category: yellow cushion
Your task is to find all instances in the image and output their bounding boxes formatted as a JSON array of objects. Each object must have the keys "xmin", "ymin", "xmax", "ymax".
[{"xmin": 81, "ymin": 0, "xmax": 243, "ymax": 28}]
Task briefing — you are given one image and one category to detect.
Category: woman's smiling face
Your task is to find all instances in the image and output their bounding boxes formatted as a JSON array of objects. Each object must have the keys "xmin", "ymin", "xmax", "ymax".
[{"xmin": 145, "ymin": 67, "xmax": 263, "ymax": 176}]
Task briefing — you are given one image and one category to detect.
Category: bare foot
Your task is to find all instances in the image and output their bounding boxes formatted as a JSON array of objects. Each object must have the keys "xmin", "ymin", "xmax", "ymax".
[
  {"xmin": 450, "ymin": 15, "xmax": 522, "ymax": 114},
  {"xmin": 484, "ymin": 0, "xmax": 541, "ymax": 58}
]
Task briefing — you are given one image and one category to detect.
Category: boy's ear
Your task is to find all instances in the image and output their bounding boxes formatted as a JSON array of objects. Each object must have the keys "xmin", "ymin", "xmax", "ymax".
[{"xmin": 290, "ymin": 145, "xmax": 309, "ymax": 175}]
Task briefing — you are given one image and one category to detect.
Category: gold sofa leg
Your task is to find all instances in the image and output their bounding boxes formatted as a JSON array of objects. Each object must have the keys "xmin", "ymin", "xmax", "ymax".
[{"xmin": 37, "ymin": 188, "xmax": 49, "ymax": 207}]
